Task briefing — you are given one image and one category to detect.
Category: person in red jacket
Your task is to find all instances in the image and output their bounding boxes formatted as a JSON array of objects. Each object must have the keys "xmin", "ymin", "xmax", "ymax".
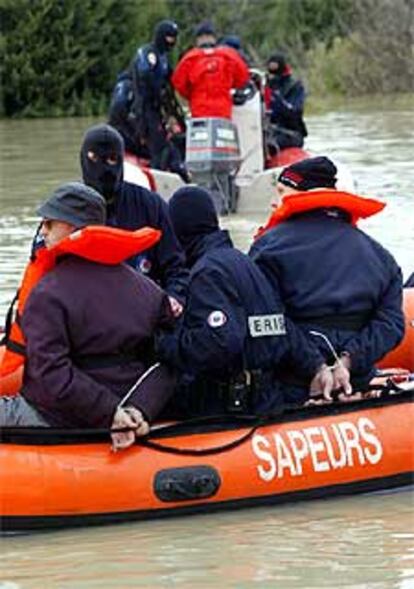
[{"xmin": 172, "ymin": 21, "xmax": 250, "ymax": 120}]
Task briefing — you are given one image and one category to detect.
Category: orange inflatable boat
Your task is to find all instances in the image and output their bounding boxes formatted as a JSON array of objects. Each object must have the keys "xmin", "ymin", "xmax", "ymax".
[
  {"xmin": 0, "ymin": 289, "xmax": 413, "ymax": 532},
  {"xmin": 0, "ymin": 390, "xmax": 413, "ymax": 532}
]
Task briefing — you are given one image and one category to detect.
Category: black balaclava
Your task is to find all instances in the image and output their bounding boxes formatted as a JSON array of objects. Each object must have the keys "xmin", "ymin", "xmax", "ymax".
[
  {"xmin": 80, "ymin": 124, "xmax": 124, "ymax": 204},
  {"xmin": 266, "ymin": 52, "xmax": 288, "ymax": 88},
  {"xmin": 154, "ymin": 20, "xmax": 179, "ymax": 53},
  {"xmin": 168, "ymin": 186, "xmax": 219, "ymax": 262}
]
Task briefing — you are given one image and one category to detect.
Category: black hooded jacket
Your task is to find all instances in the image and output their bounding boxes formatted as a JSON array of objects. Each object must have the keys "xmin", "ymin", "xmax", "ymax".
[{"xmin": 80, "ymin": 124, "xmax": 188, "ymax": 303}]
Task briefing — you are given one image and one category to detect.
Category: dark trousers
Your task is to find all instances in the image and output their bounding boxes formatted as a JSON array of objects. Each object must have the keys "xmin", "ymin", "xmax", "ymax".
[
  {"xmin": 144, "ymin": 108, "xmax": 188, "ymax": 180},
  {"xmin": 267, "ymin": 124, "xmax": 304, "ymax": 152}
]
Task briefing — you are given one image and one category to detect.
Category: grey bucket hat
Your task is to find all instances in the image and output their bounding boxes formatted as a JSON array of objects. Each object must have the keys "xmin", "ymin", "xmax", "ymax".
[{"xmin": 37, "ymin": 182, "xmax": 106, "ymax": 228}]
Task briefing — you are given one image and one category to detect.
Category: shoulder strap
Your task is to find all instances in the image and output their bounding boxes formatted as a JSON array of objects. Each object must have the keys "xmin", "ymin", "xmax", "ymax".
[{"xmin": 1, "ymin": 290, "xmax": 19, "ymax": 346}]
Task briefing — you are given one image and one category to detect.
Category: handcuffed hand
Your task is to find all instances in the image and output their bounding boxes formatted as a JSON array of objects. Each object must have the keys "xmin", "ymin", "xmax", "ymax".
[
  {"xmin": 332, "ymin": 361, "xmax": 352, "ymax": 396},
  {"xmin": 111, "ymin": 406, "xmax": 149, "ymax": 452},
  {"xmin": 309, "ymin": 363, "xmax": 334, "ymax": 402},
  {"xmin": 168, "ymin": 296, "xmax": 184, "ymax": 318},
  {"xmin": 124, "ymin": 406, "xmax": 150, "ymax": 437}
]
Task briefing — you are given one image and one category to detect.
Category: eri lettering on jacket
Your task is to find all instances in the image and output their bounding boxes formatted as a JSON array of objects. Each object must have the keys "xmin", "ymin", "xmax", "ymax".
[{"xmin": 252, "ymin": 417, "xmax": 383, "ymax": 482}]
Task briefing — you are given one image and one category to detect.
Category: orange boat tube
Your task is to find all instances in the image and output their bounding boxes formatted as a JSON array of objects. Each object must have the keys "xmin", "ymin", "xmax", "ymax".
[
  {"xmin": 378, "ymin": 288, "xmax": 414, "ymax": 370},
  {"xmin": 0, "ymin": 393, "xmax": 413, "ymax": 531}
]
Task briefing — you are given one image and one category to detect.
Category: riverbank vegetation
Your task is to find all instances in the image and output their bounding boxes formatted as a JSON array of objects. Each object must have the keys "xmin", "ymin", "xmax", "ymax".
[{"xmin": 1, "ymin": 0, "xmax": 413, "ymax": 118}]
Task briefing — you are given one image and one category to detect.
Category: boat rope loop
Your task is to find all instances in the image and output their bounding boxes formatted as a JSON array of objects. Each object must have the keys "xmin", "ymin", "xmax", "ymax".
[{"xmin": 137, "ymin": 422, "xmax": 262, "ymax": 456}]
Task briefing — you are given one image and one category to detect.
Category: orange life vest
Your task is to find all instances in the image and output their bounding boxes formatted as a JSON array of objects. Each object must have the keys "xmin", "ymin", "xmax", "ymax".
[
  {"xmin": 0, "ymin": 225, "xmax": 161, "ymax": 384},
  {"xmin": 256, "ymin": 189, "xmax": 386, "ymax": 238}
]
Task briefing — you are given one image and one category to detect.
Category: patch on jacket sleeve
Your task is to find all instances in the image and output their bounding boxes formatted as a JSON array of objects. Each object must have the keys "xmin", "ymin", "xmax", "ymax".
[
  {"xmin": 148, "ymin": 52, "xmax": 157, "ymax": 66},
  {"xmin": 207, "ymin": 310, "xmax": 228, "ymax": 328},
  {"xmin": 248, "ymin": 314, "xmax": 286, "ymax": 337},
  {"xmin": 138, "ymin": 257, "xmax": 152, "ymax": 274}
]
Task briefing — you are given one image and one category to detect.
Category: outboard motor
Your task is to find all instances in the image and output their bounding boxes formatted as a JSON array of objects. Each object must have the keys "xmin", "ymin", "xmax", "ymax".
[{"xmin": 185, "ymin": 118, "xmax": 241, "ymax": 214}]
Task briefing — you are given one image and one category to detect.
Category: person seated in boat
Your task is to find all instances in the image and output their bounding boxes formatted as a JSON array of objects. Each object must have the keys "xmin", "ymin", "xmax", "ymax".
[
  {"xmin": 80, "ymin": 123, "xmax": 188, "ymax": 318},
  {"xmin": 249, "ymin": 156, "xmax": 405, "ymax": 401},
  {"xmin": 0, "ymin": 182, "xmax": 176, "ymax": 450},
  {"xmin": 157, "ymin": 186, "xmax": 331, "ymax": 416},
  {"xmin": 172, "ymin": 21, "xmax": 250, "ymax": 120},
  {"xmin": 129, "ymin": 20, "xmax": 190, "ymax": 181},
  {"xmin": 264, "ymin": 52, "xmax": 307, "ymax": 153},
  {"xmin": 219, "ymin": 34, "xmax": 252, "ymax": 66},
  {"xmin": 108, "ymin": 69, "xmax": 150, "ymax": 159}
]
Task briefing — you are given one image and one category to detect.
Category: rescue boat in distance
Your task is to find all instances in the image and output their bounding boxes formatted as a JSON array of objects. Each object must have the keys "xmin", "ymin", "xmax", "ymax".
[{"xmin": 0, "ymin": 289, "xmax": 413, "ymax": 533}]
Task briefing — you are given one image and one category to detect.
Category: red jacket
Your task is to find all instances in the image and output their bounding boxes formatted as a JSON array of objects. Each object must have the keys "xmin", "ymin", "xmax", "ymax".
[{"xmin": 172, "ymin": 46, "xmax": 249, "ymax": 119}]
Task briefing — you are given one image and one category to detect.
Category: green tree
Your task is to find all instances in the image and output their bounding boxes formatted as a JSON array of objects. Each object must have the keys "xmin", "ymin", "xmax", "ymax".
[{"xmin": 0, "ymin": 0, "xmax": 167, "ymax": 116}]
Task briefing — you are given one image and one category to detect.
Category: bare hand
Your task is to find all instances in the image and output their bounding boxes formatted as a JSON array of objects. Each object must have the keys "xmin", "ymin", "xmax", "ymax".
[
  {"xmin": 124, "ymin": 406, "xmax": 150, "ymax": 437},
  {"xmin": 332, "ymin": 362, "xmax": 352, "ymax": 396},
  {"xmin": 111, "ymin": 407, "xmax": 137, "ymax": 451},
  {"xmin": 168, "ymin": 296, "xmax": 184, "ymax": 318},
  {"xmin": 111, "ymin": 406, "xmax": 149, "ymax": 452},
  {"xmin": 309, "ymin": 364, "xmax": 334, "ymax": 402}
]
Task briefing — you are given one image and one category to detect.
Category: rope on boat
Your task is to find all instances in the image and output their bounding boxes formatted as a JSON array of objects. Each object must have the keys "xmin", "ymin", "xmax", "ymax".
[
  {"xmin": 1, "ymin": 382, "xmax": 413, "ymax": 452},
  {"xmin": 117, "ymin": 362, "xmax": 161, "ymax": 408},
  {"xmin": 137, "ymin": 422, "xmax": 262, "ymax": 456}
]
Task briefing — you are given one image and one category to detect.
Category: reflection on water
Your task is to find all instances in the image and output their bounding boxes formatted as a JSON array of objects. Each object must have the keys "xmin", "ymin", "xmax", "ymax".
[
  {"xmin": 0, "ymin": 97, "xmax": 414, "ymax": 587},
  {"xmin": 0, "ymin": 493, "xmax": 413, "ymax": 588}
]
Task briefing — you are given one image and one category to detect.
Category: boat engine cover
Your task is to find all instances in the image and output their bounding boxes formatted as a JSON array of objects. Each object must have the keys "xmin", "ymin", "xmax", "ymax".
[{"xmin": 154, "ymin": 465, "xmax": 221, "ymax": 502}]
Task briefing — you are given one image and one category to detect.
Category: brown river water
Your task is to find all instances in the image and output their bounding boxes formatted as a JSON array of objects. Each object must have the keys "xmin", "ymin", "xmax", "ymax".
[{"xmin": 0, "ymin": 96, "xmax": 413, "ymax": 587}]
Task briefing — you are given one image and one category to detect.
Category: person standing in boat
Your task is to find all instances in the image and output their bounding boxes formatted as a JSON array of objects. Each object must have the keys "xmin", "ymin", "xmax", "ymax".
[
  {"xmin": 80, "ymin": 123, "xmax": 188, "ymax": 318},
  {"xmin": 249, "ymin": 156, "xmax": 405, "ymax": 400},
  {"xmin": 172, "ymin": 21, "xmax": 250, "ymax": 120},
  {"xmin": 157, "ymin": 186, "xmax": 332, "ymax": 416},
  {"xmin": 264, "ymin": 52, "xmax": 307, "ymax": 153},
  {"xmin": 129, "ymin": 20, "xmax": 190, "ymax": 181},
  {"xmin": 0, "ymin": 182, "xmax": 176, "ymax": 450}
]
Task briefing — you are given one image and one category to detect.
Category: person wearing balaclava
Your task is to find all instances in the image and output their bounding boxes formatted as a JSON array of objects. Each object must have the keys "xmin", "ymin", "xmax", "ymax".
[
  {"xmin": 264, "ymin": 51, "xmax": 307, "ymax": 153},
  {"xmin": 172, "ymin": 21, "xmax": 250, "ymax": 119},
  {"xmin": 80, "ymin": 123, "xmax": 188, "ymax": 317},
  {"xmin": 157, "ymin": 186, "xmax": 329, "ymax": 417},
  {"xmin": 250, "ymin": 156, "xmax": 404, "ymax": 402},
  {"xmin": 128, "ymin": 20, "xmax": 189, "ymax": 180}
]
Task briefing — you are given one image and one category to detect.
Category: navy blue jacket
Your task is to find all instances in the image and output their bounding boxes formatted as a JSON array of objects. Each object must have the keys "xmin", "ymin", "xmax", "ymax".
[
  {"xmin": 268, "ymin": 75, "xmax": 307, "ymax": 136},
  {"xmin": 159, "ymin": 230, "xmax": 323, "ymax": 412},
  {"xmin": 132, "ymin": 43, "xmax": 171, "ymax": 111},
  {"xmin": 250, "ymin": 210, "xmax": 405, "ymax": 382},
  {"xmin": 107, "ymin": 181, "xmax": 188, "ymax": 304},
  {"xmin": 109, "ymin": 71, "xmax": 134, "ymax": 123}
]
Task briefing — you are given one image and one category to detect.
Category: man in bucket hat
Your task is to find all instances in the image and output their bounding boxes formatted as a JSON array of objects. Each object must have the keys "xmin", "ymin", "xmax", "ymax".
[
  {"xmin": 0, "ymin": 182, "xmax": 175, "ymax": 451},
  {"xmin": 249, "ymin": 156, "xmax": 405, "ymax": 403}
]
